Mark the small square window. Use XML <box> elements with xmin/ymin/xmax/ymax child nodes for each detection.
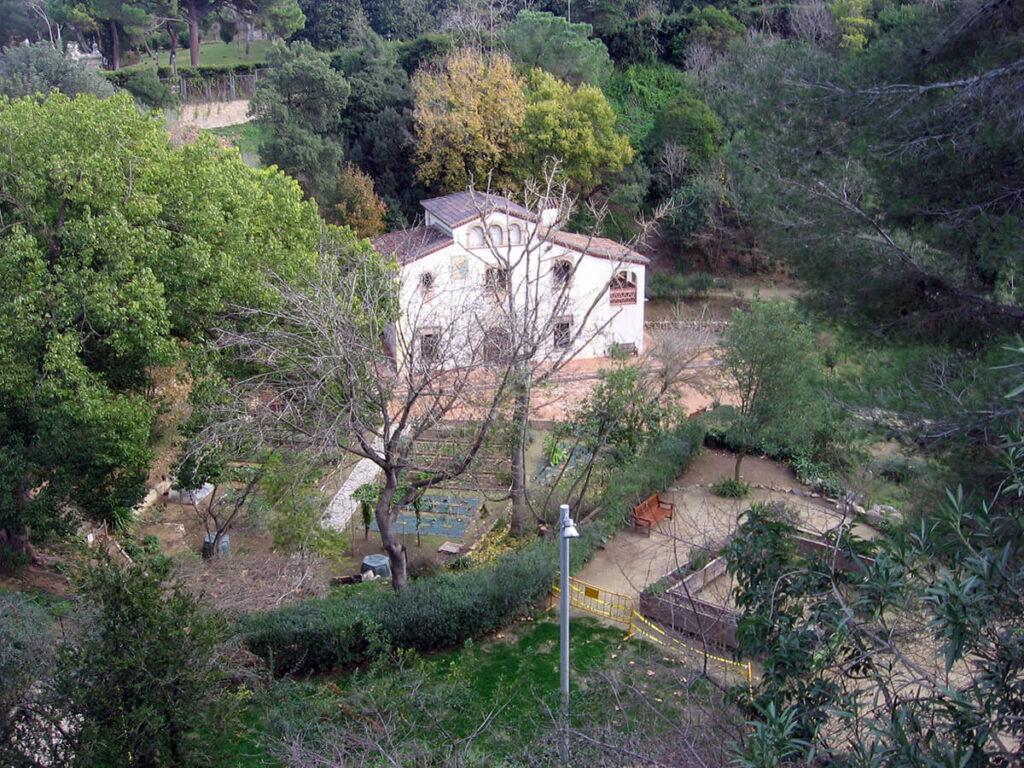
<box><xmin>419</xmin><ymin>332</ymin><xmax>439</xmax><ymax>364</ymax></box>
<box><xmin>485</xmin><ymin>267</ymin><xmax>511</xmax><ymax>293</ymax></box>
<box><xmin>420</xmin><ymin>271</ymin><xmax>435</xmax><ymax>292</ymax></box>
<box><xmin>554</xmin><ymin>319</ymin><xmax>571</xmax><ymax>349</ymax></box>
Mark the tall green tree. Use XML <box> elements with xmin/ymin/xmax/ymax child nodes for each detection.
<box><xmin>251</xmin><ymin>41</ymin><xmax>350</xmax><ymax>204</ymax></box>
<box><xmin>504</xmin><ymin>9</ymin><xmax>612</xmax><ymax>86</ymax></box>
<box><xmin>412</xmin><ymin>48</ymin><xmax>526</xmax><ymax>191</ymax></box>
<box><xmin>518</xmin><ymin>67</ymin><xmax>633</xmax><ymax>196</ymax></box>
<box><xmin>85</xmin><ymin>0</ymin><xmax>151</xmax><ymax>69</ymax></box>
<box><xmin>720</xmin><ymin>302</ymin><xmax>824</xmax><ymax>481</ymax></box>
<box><xmin>713</xmin><ymin>4</ymin><xmax>1024</xmax><ymax>337</ymax></box>
<box><xmin>0</xmin><ymin>93</ymin><xmax>319</xmax><ymax>553</ymax></box>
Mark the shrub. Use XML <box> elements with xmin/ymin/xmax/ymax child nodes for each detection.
<box><xmin>790</xmin><ymin>455</ymin><xmax>845</xmax><ymax>497</ymax></box>
<box><xmin>0</xmin><ymin>592</ymin><xmax>53</xmax><ymax>718</ymax></box>
<box><xmin>0</xmin><ymin>43</ymin><xmax>115</xmax><ymax>99</ymax></box>
<box><xmin>876</xmin><ymin>457</ymin><xmax>925</xmax><ymax>484</ymax></box>
<box><xmin>711</xmin><ymin>476</ymin><xmax>750</xmax><ymax>498</ymax></box>
<box><xmin>115</xmin><ymin>68</ymin><xmax>175</xmax><ymax>108</ymax></box>
<box><xmin>688</xmin><ymin>545</ymin><xmax>711</xmax><ymax>572</ymax></box>
<box><xmin>646</xmin><ymin>272</ymin><xmax>693</xmax><ymax>300</ymax></box>
<box><xmin>645</xmin><ymin>271</ymin><xmax>722</xmax><ymax>301</ymax></box>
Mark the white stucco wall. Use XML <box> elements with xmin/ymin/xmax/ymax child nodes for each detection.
<box><xmin>396</xmin><ymin>212</ymin><xmax>645</xmax><ymax>369</ymax></box>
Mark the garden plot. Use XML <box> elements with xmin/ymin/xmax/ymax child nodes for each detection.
<box><xmin>577</xmin><ymin>449</ymin><xmax>854</xmax><ymax>600</ymax></box>
<box><xmin>369</xmin><ymin>494</ymin><xmax>486</xmax><ymax>539</ymax></box>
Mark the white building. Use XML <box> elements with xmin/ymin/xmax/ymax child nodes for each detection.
<box><xmin>372</xmin><ymin>191</ymin><xmax>648</xmax><ymax>370</ymax></box>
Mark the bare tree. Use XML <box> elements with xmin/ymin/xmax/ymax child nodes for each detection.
<box><xmin>461</xmin><ymin>167</ymin><xmax>668</xmax><ymax>535</ymax></box>
<box><xmin>441</xmin><ymin>0</ymin><xmax>519</xmax><ymax>50</ymax></box>
<box><xmin>789</xmin><ymin>0</ymin><xmax>838</xmax><ymax>47</ymax></box>
<box><xmin>213</xmin><ymin>231</ymin><xmax>517</xmax><ymax>589</ymax></box>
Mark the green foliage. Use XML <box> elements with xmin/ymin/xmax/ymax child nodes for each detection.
<box><xmin>0</xmin><ymin>42</ymin><xmax>115</xmax><ymax>99</ymax></box>
<box><xmin>727</xmin><ymin>355</ymin><xmax>1024</xmax><ymax>763</ymax></box>
<box><xmin>0</xmin><ymin>592</ymin><xmax>54</xmax><ymax>759</ymax></box>
<box><xmin>0</xmin><ymin>93</ymin><xmax>320</xmax><ymax>540</ymax></box>
<box><xmin>251</xmin><ymin>41</ymin><xmax>350</xmax><ymax>203</ymax></box>
<box><xmin>241</xmin><ymin>421</ymin><xmax>706</xmax><ymax>675</ymax></box>
<box><xmin>687</xmin><ymin>6</ymin><xmax>745</xmax><ymax>53</ymax></box>
<box><xmin>711</xmin><ymin>476</ymin><xmax>750</xmax><ymax>498</ymax></box>
<box><xmin>875</xmin><ymin>456</ymin><xmax>926</xmax><ymax>485</ymax></box>
<box><xmin>504</xmin><ymin>10</ymin><xmax>612</xmax><ymax>86</ymax></box>
<box><xmin>518</xmin><ymin>67</ymin><xmax>633</xmax><ymax>194</ymax></box>
<box><xmin>255</xmin><ymin>452</ymin><xmax>332</xmax><ymax>554</ymax></box>
<box><xmin>721</xmin><ymin>302</ymin><xmax>825</xmax><ymax>468</ymax></box>
<box><xmin>645</xmin><ymin>271</ymin><xmax>725</xmax><ymax>300</ymax></box>
<box><xmin>50</xmin><ymin>561</ymin><xmax>232</xmax><ymax>767</ymax></box>
<box><xmin>605</xmin><ymin>62</ymin><xmax>698</xmax><ymax>151</ymax></box>
<box><xmin>239</xmin><ymin>542</ymin><xmax>557</xmax><ymax>674</ymax></box>
<box><xmin>830</xmin><ymin>0</ymin><xmax>874</xmax><ymax>50</ymax></box>
<box><xmin>108</xmin><ymin>66</ymin><xmax>174</xmax><ymax>107</ymax></box>
<box><xmin>645</xmin><ymin>98</ymin><xmax>721</xmax><ymax>166</ymax></box>
<box><xmin>714</xmin><ymin>14</ymin><xmax>1024</xmax><ymax>337</ymax></box>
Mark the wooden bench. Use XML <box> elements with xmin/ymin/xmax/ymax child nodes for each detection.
<box><xmin>632</xmin><ymin>493</ymin><xmax>674</xmax><ymax>536</ymax></box>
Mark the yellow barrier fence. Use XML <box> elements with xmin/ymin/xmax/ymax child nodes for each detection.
<box><xmin>626</xmin><ymin>610</ymin><xmax>753</xmax><ymax>686</ymax></box>
<box><xmin>553</xmin><ymin>576</ymin><xmax>754</xmax><ymax>687</ymax></box>
<box><xmin>551</xmin><ymin>576</ymin><xmax>635</xmax><ymax>626</ymax></box>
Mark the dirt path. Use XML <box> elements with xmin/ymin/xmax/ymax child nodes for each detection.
<box><xmin>576</xmin><ymin>450</ymin><xmax>847</xmax><ymax>599</ymax></box>
<box><xmin>172</xmin><ymin>99</ymin><xmax>251</xmax><ymax>130</ymax></box>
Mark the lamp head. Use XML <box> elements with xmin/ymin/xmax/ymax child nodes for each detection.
<box><xmin>562</xmin><ymin>521</ymin><xmax>580</xmax><ymax>539</ymax></box>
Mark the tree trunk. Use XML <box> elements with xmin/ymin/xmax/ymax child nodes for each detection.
<box><xmin>0</xmin><ymin>527</ymin><xmax>33</xmax><ymax>562</ymax></box>
<box><xmin>168</xmin><ymin>22</ymin><xmax>178</xmax><ymax>75</ymax></box>
<box><xmin>187</xmin><ymin>0</ymin><xmax>201</xmax><ymax>67</ymax></box>
<box><xmin>509</xmin><ymin>379</ymin><xmax>531</xmax><ymax>537</ymax></box>
<box><xmin>109</xmin><ymin>19</ymin><xmax>121</xmax><ymax>70</ymax></box>
<box><xmin>734</xmin><ymin>449</ymin><xmax>746</xmax><ymax>483</ymax></box>
<box><xmin>375</xmin><ymin>476</ymin><xmax>407</xmax><ymax>590</ymax></box>
<box><xmin>245</xmin><ymin>21</ymin><xmax>252</xmax><ymax>57</ymax></box>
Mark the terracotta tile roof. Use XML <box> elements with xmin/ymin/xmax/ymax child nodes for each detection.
<box><xmin>421</xmin><ymin>191</ymin><xmax>538</xmax><ymax>228</ymax></box>
<box><xmin>541</xmin><ymin>227</ymin><xmax>650</xmax><ymax>265</ymax></box>
<box><xmin>372</xmin><ymin>225</ymin><xmax>452</xmax><ymax>265</ymax></box>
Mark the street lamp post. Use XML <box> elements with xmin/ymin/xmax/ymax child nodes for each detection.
<box><xmin>559</xmin><ymin>502</ymin><xmax>580</xmax><ymax>752</ymax></box>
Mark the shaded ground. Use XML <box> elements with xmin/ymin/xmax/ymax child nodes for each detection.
<box><xmin>577</xmin><ymin>449</ymin><xmax>848</xmax><ymax>599</ymax></box>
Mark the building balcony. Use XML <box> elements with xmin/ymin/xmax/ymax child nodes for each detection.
<box><xmin>609</xmin><ymin>286</ymin><xmax>638</xmax><ymax>305</ymax></box>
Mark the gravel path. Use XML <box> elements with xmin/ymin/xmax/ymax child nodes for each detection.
<box><xmin>322</xmin><ymin>450</ymin><xmax>381</xmax><ymax>531</ymax></box>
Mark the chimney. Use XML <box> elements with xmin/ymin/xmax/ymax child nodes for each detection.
<box><xmin>539</xmin><ymin>196</ymin><xmax>560</xmax><ymax>226</ymax></box>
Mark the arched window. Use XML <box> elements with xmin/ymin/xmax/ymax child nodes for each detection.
<box><xmin>468</xmin><ymin>227</ymin><xmax>485</xmax><ymax>248</ymax></box>
<box><xmin>508</xmin><ymin>224</ymin><xmax>522</xmax><ymax>245</ymax></box>
<box><xmin>487</xmin><ymin>225</ymin><xmax>504</xmax><ymax>246</ymax></box>
<box><xmin>609</xmin><ymin>271</ymin><xmax>638</xmax><ymax>306</ymax></box>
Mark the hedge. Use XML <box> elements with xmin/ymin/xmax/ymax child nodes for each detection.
<box><xmin>155</xmin><ymin>62</ymin><xmax>264</xmax><ymax>78</ymax></box>
<box><xmin>102</xmin><ymin>68</ymin><xmax>175</xmax><ymax>108</ymax></box>
<box><xmin>238</xmin><ymin>419</ymin><xmax>706</xmax><ymax>675</ymax></box>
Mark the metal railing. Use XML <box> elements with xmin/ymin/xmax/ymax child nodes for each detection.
<box><xmin>609</xmin><ymin>286</ymin><xmax>638</xmax><ymax>305</ymax></box>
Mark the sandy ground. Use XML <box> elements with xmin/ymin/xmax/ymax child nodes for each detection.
<box><xmin>172</xmin><ymin>99</ymin><xmax>251</xmax><ymax>130</ymax></box>
<box><xmin>576</xmin><ymin>450</ymin><xmax>847</xmax><ymax>599</ymax></box>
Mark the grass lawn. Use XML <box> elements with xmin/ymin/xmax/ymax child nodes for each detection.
<box><xmin>220</xmin><ymin>614</ymin><xmax>711</xmax><ymax>765</ymax></box>
<box><xmin>209</xmin><ymin>122</ymin><xmax>265</xmax><ymax>166</ymax></box>
<box><xmin>125</xmin><ymin>39</ymin><xmax>275</xmax><ymax>71</ymax></box>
